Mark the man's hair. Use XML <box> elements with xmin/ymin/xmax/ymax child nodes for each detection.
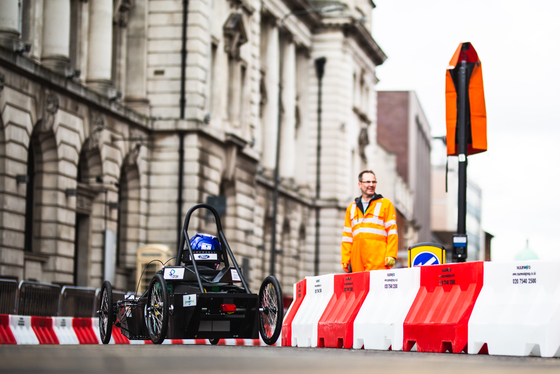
<box><xmin>358</xmin><ymin>170</ymin><xmax>376</xmax><ymax>182</ymax></box>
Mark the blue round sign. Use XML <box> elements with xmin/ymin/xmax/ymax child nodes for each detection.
<box><xmin>412</xmin><ymin>251</ymin><xmax>441</xmax><ymax>267</ymax></box>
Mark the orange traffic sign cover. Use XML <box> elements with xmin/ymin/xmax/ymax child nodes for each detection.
<box><xmin>445</xmin><ymin>42</ymin><xmax>487</xmax><ymax>156</ymax></box>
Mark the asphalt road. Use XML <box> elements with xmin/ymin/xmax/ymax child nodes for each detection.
<box><xmin>1</xmin><ymin>345</ymin><xmax>559</xmax><ymax>374</ymax></box>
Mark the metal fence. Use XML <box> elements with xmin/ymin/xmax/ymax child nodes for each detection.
<box><xmin>16</xmin><ymin>281</ymin><xmax>61</xmax><ymax>317</ymax></box>
<box><xmin>59</xmin><ymin>286</ymin><xmax>97</xmax><ymax>318</ymax></box>
<box><xmin>0</xmin><ymin>280</ymin><xmax>133</xmax><ymax>317</ymax></box>
<box><xmin>0</xmin><ymin>279</ymin><xmax>18</xmax><ymax>314</ymax></box>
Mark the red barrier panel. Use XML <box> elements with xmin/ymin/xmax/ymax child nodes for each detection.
<box><xmin>281</xmin><ymin>279</ymin><xmax>307</xmax><ymax>346</ymax></box>
<box><xmin>403</xmin><ymin>262</ymin><xmax>484</xmax><ymax>353</ymax></box>
<box><xmin>317</xmin><ymin>271</ymin><xmax>370</xmax><ymax>349</ymax></box>
<box><xmin>31</xmin><ymin>317</ymin><xmax>59</xmax><ymax>345</ymax></box>
<box><xmin>111</xmin><ymin>325</ymin><xmax>130</xmax><ymax>344</ymax></box>
<box><xmin>0</xmin><ymin>314</ymin><xmax>16</xmax><ymax>345</ymax></box>
<box><xmin>72</xmin><ymin>318</ymin><xmax>99</xmax><ymax>344</ymax></box>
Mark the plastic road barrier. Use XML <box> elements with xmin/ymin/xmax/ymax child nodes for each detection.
<box><xmin>0</xmin><ymin>315</ymin><xmax>277</xmax><ymax>346</ymax></box>
<box><xmin>31</xmin><ymin>317</ymin><xmax>59</xmax><ymax>344</ymax></box>
<box><xmin>291</xmin><ymin>274</ymin><xmax>335</xmax><ymax>347</ymax></box>
<box><xmin>353</xmin><ymin>267</ymin><xmax>420</xmax><ymax>350</ymax></box>
<box><xmin>403</xmin><ymin>262</ymin><xmax>484</xmax><ymax>353</ymax></box>
<box><xmin>469</xmin><ymin>260</ymin><xmax>560</xmax><ymax>357</ymax></box>
<box><xmin>317</xmin><ymin>271</ymin><xmax>369</xmax><ymax>349</ymax></box>
<box><xmin>0</xmin><ymin>314</ymin><xmax>16</xmax><ymax>344</ymax></box>
<box><xmin>52</xmin><ymin>317</ymin><xmax>79</xmax><ymax>344</ymax></box>
<box><xmin>9</xmin><ymin>315</ymin><xmax>39</xmax><ymax>344</ymax></box>
<box><xmin>281</xmin><ymin>279</ymin><xmax>307</xmax><ymax>347</ymax></box>
<box><xmin>72</xmin><ymin>317</ymin><xmax>99</xmax><ymax>344</ymax></box>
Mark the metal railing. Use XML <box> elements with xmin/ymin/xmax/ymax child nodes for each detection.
<box><xmin>0</xmin><ymin>280</ymin><xmax>134</xmax><ymax>317</ymax></box>
<box><xmin>58</xmin><ymin>286</ymin><xmax>97</xmax><ymax>318</ymax></box>
<box><xmin>0</xmin><ymin>279</ymin><xmax>18</xmax><ymax>314</ymax></box>
<box><xmin>15</xmin><ymin>281</ymin><xmax>61</xmax><ymax>317</ymax></box>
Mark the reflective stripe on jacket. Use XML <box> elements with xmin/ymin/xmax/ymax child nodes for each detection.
<box><xmin>341</xmin><ymin>196</ymin><xmax>398</xmax><ymax>271</ymax></box>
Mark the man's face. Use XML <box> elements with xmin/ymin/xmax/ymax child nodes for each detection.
<box><xmin>359</xmin><ymin>173</ymin><xmax>377</xmax><ymax>198</ymax></box>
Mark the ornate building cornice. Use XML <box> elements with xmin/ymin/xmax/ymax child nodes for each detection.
<box><xmin>342</xmin><ymin>21</ymin><xmax>387</xmax><ymax>66</ymax></box>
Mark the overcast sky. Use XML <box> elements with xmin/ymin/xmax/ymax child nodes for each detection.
<box><xmin>372</xmin><ymin>1</ymin><xmax>560</xmax><ymax>261</ymax></box>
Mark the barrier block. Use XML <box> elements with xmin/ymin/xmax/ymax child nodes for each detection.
<box><xmin>281</xmin><ymin>279</ymin><xmax>307</xmax><ymax>346</ymax></box>
<box><xmin>353</xmin><ymin>267</ymin><xmax>421</xmax><ymax>350</ymax></box>
<box><xmin>469</xmin><ymin>260</ymin><xmax>560</xmax><ymax>357</ymax></box>
<box><xmin>9</xmin><ymin>315</ymin><xmax>39</xmax><ymax>344</ymax></box>
<box><xmin>31</xmin><ymin>317</ymin><xmax>59</xmax><ymax>344</ymax></box>
<box><xmin>72</xmin><ymin>317</ymin><xmax>99</xmax><ymax>344</ymax></box>
<box><xmin>291</xmin><ymin>274</ymin><xmax>335</xmax><ymax>347</ymax></box>
<box><xmin>111</xmin><ymin>326</ymin><xmax>131</xmax><ymax>344</ymax></box>
<box><xmin>403</xmin><ymin>262</ymin><xmax>484</xmax><ymax>353</ymax></box>
<box><xmin>317</xmin><ymin>271</ymin><xmax>369</xmax><ymax>349</ymax></box>
<box><xmin>128</xmin><ymin>339</ymin><xmax>146</xmax><ymax>344</ymax></box>
<box><xmin>0</xmin><ymin>314</ymin><xmax>16</xmax><ymax>344</ymax></box>
<box><xmin>52</xmin><ymin>317</ymin><xmax>79</xmax><ymax>344</ymax></box>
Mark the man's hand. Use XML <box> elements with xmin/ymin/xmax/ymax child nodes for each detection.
<box><xmin>385</xmin><ymin>257</ymin><xmax>396</xmax><ymax>268</ymax></box>
<box><xmin>342</xmin><ymin>263</ymin><xmax>349</xmax><ymax>273</ymax></box>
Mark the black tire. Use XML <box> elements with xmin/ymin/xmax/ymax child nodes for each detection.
<box><xmin>98</xmin><ymin>281</ymin><xmax>114</xmax><ymax>345</ymax></box>
<box><xmin>209</xmin><ymin>338</ymin><xmax>220</xmax><ymax>345</ymax></box>
<box><xmin>145</xmin><ymin>274</ymin><xmax>169</xmax><ymax>344</ymax></box>
<box><xmin>258</xmin><ymin>275</ymin><xmax>283</xmax><ymax>345</ymax></box>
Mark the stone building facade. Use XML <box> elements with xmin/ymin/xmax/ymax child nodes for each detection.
<box><xmin>0</xmin><ymin>0</ymin><xmax>387</xmax><ymax>293</ymax></box>
<box><xmin>377</xmin><ymin>90</ymin><xmax>432</xmax><ymax>266</ymax></box>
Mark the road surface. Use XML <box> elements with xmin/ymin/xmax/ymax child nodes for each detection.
<box><xmin>1</xmin><ymin>345</ymin><xmax>559</xmax><ymax>374</ymax></box>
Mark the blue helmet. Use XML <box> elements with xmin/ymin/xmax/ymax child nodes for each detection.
<box><xmin>189</xmin><ymin>233</ymin><xmax>221</xmax><ymax>252</ymax></box>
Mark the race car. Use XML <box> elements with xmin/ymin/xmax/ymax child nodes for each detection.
<box><xmin>97</xmin><ymin>203</ymin><xmax>283</xmax><ymax>345</ymax></box>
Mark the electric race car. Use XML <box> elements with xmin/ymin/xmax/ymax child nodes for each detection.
<box><xmin>97</xmin><ymin>203</ymin><xmax>283</xmax><ymax>345</ymax></box>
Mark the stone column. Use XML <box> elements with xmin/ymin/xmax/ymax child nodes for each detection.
<box><xmin>87</xmin><ymin>0</ymin><xmax>113</xmax><ymax>95</ymax></box>
<box><xmin>279</xmin><ymin>39</ymin><xmax>295</xmax><ymax>179</ymax></box>
<box><xmin>0</xmin><ymin>1</ymin><xmax>21</xmax><ymax>50</ymax></box>
<box><xmin>124</xmin><ymin>0</ymin><xmax>149</xmax><ymax>115</ymax></box>
<box><xmin>42</xmin><ymin>0</ymin><xmax>70</xmax><ymax>73</ymax></box>
<box><xmin>261</xmin><ymin>24</ymin><xmax>279</xmax><ymax>170</ymax></box>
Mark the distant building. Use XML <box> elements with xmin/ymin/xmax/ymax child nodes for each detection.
<box><xmin>515</xmin><ymin>240</ymin><xmax>538</xmax><ymax>261</ymax></box>
<box><xmin>376</xmin><ymin>91</ymin><xmax>431</xmax><ymax>266</ymax></box>
<box><xmin>0</xmin><ymin>0</ymin><xmax>388</xmax><ymax>291</ymax></box>
<box><xmin>431</xmin><ymin>139</ymin><xmax>489</xmax><ymax>262</ymax></box>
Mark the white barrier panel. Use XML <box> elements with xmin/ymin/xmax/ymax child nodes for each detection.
<box><xmin>353</xmin><ymin>267</ymin><xmax>420</xmax><ymax>350</ymax></box>
<box><xmin>469</xmin><ymin>260</ymin><xmax>560</xmax><ymax>357</ymax></box>
<box><xmin>52</xmin><ymin>317</ymin><xmax>79</xmax><ymax>345</ymax></box>
<box><xmin>9</xmin><ymin>315</ymin><xmax>39</xmax><ymax>345</ymax></box>
<box><xmin>91</xmin><ymin>317</ymin><xmax>105</xmax><ymax>344</ymax></box>
<box><xmin>291</xmin><ymin>274</ymin><xmax>335</xmax><ymax>347</ymax></box>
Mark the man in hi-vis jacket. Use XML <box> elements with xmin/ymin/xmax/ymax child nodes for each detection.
<box><xmin>341</xmin><ymin>170</ymin><xmax>398</xmax><ymax>272</ymax></box>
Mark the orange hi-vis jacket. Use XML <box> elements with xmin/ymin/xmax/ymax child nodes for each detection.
<box><xmin>341</xmin><ymin>195</ymin><xmax>398</xmax><ymax>272</ymax></box>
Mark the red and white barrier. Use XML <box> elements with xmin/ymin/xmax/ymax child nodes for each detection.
<box><xmin>353</xmin><ymin>267</ymin><xmax>420</xmax><ymax>350</ymax></box>
<box><xmin>281</xmin><ymin>279</ymin><xmax>306</xmax><ymax>346</ymax></box>
<box><xmin>0</xmin><ymin>314</ymin><xmax>16</xmax><ymax>344</ymax></box>
<box><xmin>0</xmin><ymin>314</ymin><xmax>279</xmax><ymax>346</ymax></box>
<box><xmin>31</xmin><ymin>316</ymin><xmax>59</xmax><ymax>344</ymax></box>
<box><xmin>9</xmin><ymin>315</ymin><xmax>39</xmax><ymax>345</ymax></box>
<box><xmin>403</xmin><ymin>262</ymin><xmax>484</xmax><ymax>353</ymax></box>
<box><xmin>53</xmin><ymin>317</ymin><xmax>79</xmax><ymax>344</ymax></box>
<box><xmin>468</xmin><ymin>260</ymin><xmax>560</xmax><ymax>357</ymax></box>
<box><xmin>317</xmin><ymin>272</ymin><xmax>369</xmax><ymax>348</ymax></box>
<box><xmin>291</xmin><ymin>274</ymin><xmax>335</xmax><ymax>347</ymax></box>
<box><xmin>7</xmin><ymin>259</ymin><xmax>560</xmax><ymax>358</ymax></box>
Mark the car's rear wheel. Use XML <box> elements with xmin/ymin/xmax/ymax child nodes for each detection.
<box><xmin>98</xmin><ymin>281</ymin><xmax>113</xmax><ymax>344</ymax></box>
<box><xmin>146</xmin><ymin>274</ymin><xmax>169</xmax><ymax>344</ymax></box>
<box><xmin>258</xmin><ymin>275</ymin><xmax>283</xmax><ymax>345</ymax></box>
